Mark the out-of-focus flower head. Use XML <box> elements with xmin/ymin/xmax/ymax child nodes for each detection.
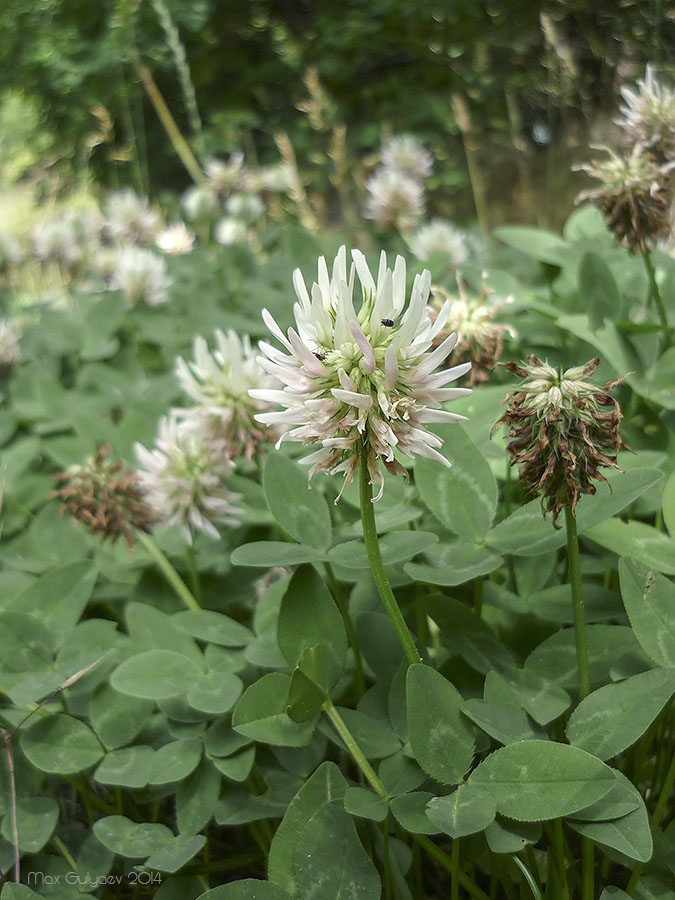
<box><xmin>134</xmin><ymin>415</ymin><xmax>242</xmax><ymax>543</ymax></box>
<box><xmin>245</xmin><ymin>164</ymin><xmax>293</xmax><ymax>194</ymax></box>
<box><xmin>182</xmin><ymin>185</ymin><xmax>220</xmax><ymax>224</ymax></box>
<box><xmin>381</xmin><ymin>135</ymin><xmax>433</xmax><ymax>181</ymax></box>
<box><xmin>156</xmin><ymin>221</ymin><xmax>196</xmax><ymax>255</ymax></box>
<box><xmin>0</xmin><ymin>318</ymin><xmax>21</xmax><ymax>379</ymax></box>
<box><xmin>111</xmin><ymin>246</ymin><xmax>169</xmax><ymax>308</ymax></box>
<box><xmin>617</xmin><ymin>65</ymin><xmax>675</xmax><ymax>160</ymax></box>
<box><xmin>52</xmin><ymin>443</ymin><xmax>155</xmax><ymax>549</ymax></box>
<box><xmin>494</xmin><ymin>356</ymin><xmax>628</xmax><ymax>525</ymax></box>
<box><xmin>205</xmin><ymin>153</ymin><xmax>245</xmax><ymax>196</ymax></box>
<box><xmin>0</xmin><ymin>234</ymin><xmax>22</xmax><ymax>273</ymax></box>
<box><xmin>33</xmin><ymin>209</ymin><xmax>101</xmax><ymax>271</ymax></box>
<box><xmin>365</xmin><ymin>169</ymin><xmax>425</xmax><ymax>233</ymax></box>
<box><xmin>575</xmin><ymin>144</ymin><xmax>674</xmax><ymax>253</ymax></box>
<box><xmin>175</xmin><ymin>329</ymin><xmax>276</xmax><ymax>462</ymax></box>
<box><xmin>252</xmin><ymin>246</ymin><xmax>471</xmax><ymax>501</ymax></box>
<box><xmin>104</xmin><ymin>189</ymin><xmax>161</xmax><ymax>245</ymax></box>
<box><xmin>431</xmin><ymin>275</ymin><xmax>515</xmax><ymax>385</ymax></box>
<box><xmin>225</xmin><ymin>192</ymin><xmax>265</xmax><ymax>224</ymax></box>
<box><xmin>408</xmin><ymin>219</ymin><xmax>469</xmax><ymax>266</ymax></box>
<box><xmin>215</xmin><ymin>218</ymin><xmax>248</xmax><ymax>246</ymax></box>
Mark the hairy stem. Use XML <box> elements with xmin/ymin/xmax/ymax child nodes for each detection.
<box><xmin>641</xmin><ymin>249</ymin><xmax>671</xmax><ymax>347</ymax></box>
<box><xmin>322</xmin><ymin>699</ymin><xmax>388</xmax><ymax>800</ymax></box>
<box><xmin>359</xmin><ymin>448</ymin><xmax>420</xmax><ymax>665</ymax></box>
<box><xmin>564</xmin><ymin>507</ymin><xmax>590</xmax><ymax>700</ymax></box>
<box><xmin>135</xmin><ymin>530</ymin><xmax>201</xmax><ymax>611</ymax></box>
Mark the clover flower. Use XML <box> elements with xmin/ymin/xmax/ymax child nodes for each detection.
<box><xmin>215</xmin><ymin>218</ymin><xmax>248</xmax><ymax>246</ymax></box>
<box><xmin>617</xmin><ymin>65</ymin><xmax>675</xmax><ymax>160</ymax></box>
<box><xmin>575</xmin><ymin>144</ymin><xmax>674</xmax><ymax>253</ymax></box>
<box><xmin>52</xmin><ymin>444</ymin><xmax>155</xmax><ymax>549</ymax></box>
<box><xmin>33</xmin><ymin>210</ymin><xmax>100</xmax><ymax>272</ymax></box>
<box><xmin>135</xmin><ymin>415</ymin><xmax>242</xmax><ymax>542</ymax></box>
<box><xmin>175</xmin><ymin>329</ymin><xmax>276</xmax><ymax>461</ymax></box>
<box><xmin>225</xmin><ymin>193</ymin><xmax>265</xmax><ymax>225</ymax></box>
<box><xmin>494</xmin><ymin>356</ymin><xmax>627</xmax><ymax>525</ymax></box>
<box><xmin>111</xmin><ymin>246</ymin><xmax>169</xmax><ymax>308</ymax></box>
<box><xmin>252</xmin><ymin>247</ymin><xmax>471</xmax><ymax>501</ymax></box>
<box><xmin>409</xmin><ymin>219</ymin><xmax>469</xmax><ymax>265</ymax></box>
<box><xmin>381</xmin><ymin>135</ymin><xmax>433</xmax><ymax>181</ymax></box>
<box><xmin>205</xmin><ymin>154</ymin><xmax>245</xmax><ymax>196</ymax></box>
<box><xmin>182</xmin><ymin>185</ymin><xmax>220</xmax><ymax>223</ymax></box>
<box><xmin>0</xmin><ymin>234</ymin><xmax>22</xmax><ymax>273</ymax></box>
<box><xmin>431</xmin><ymin>275</ymin><xmax>515</xmax><ymax>386</ymax></box>
<box><xmin>156</xmin><ymin>221</ymin><xmax>195</xmax><ymax>255</ymax></box>
<box><xmin>104</xmin><ymin>189</ymin><xmax>161</xmax><ymax>245</ymax></box>
<box><xmin>0</xmin><ymin>319</ymin><xmax>21</xmax><ymax>379</ymax></box>
<box><xmin>365</xmin><ymin>169</ymin><xmax>425</xmax><ymax>233</ymax></box>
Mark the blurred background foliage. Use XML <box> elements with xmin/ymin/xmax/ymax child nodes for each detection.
<box><xmin>0</xmin><ymin>0</ymin><xmax>673</xmax><ymax>227</ymax></box>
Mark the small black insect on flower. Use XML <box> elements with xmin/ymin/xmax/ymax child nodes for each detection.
<box><xmin>381</xmin><ymin>318</ymin><xmax>394</xmax><ymax>327</ymax></box>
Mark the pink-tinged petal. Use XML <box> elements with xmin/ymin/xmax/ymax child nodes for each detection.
<box><xmin>409</xmin><ymin>444</ymin><xmax>451</xmax><ymax>466</ymax></box>
<box><xmin>351</xmin><ymin>249</ymin><xmax>376</xmax><ymax>298</ymax></box>
<box><xmin>338</xmin><ymin>368</ymin><xmax>356</xmax><ymax>391</ymax></box>
<box><xmin>420</xmin><ymin>361</ymin><xmax>472</xmax><ymax>388</ymax></box>
<box><xmin>292</xmin><ymin>269</ymin><xmax>311</xmax><ymax>313</ymax></box>
<box><xmin>429</xmin><ymin>299</ymin><xmax>451</xmax><ymax>338</ymax></box>
<box><xmin>287</xmin><ymin>328</ymin><xmax>329</xmax><ymax>376</ymax></box>
<box><xmin>349</xmin><ymin>321</ymin><xmax>376</xmax><ymax>373</ymax></box>
<box><xmin>384</xmin><ymin>345</ymin><xmax>399</xmax><ymax>390</ymax></box>
<box><xmin>416</xmin><ymin>409</ymin><xmax>468</xmax><ymax>423</ymax></box>
<box><xmin>248</xmin><ymin>388</ymin><xmax>304</xmax><ymax>405</ymax></box>
<box><xmin>261</xmin><ymin>308</ymin><xmax>294</xmax><ymax>351</ymax></box>
<box><xmin>331</xmin><ymin>388</ymin><xmax>373</xmax><ymax>410</ymax></box>
<box><xmin>412</xmin><ymin>332</ymin><xmax>459</xmax><ymax>377</ymax></box>
<box><xmin>420</xmin><ymin>386</ymin><xmax>472</xmax><ymax>402</ymax></box>
<box><xmin>255</xmin><ymin>409</ymin><xmax>309</xmax><ymax>425</ymax></box>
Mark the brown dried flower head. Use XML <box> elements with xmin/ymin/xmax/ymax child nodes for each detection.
<box><xmin>575</xmin><ymin>144</ymin><xmax>674</xmax><ymax>253</ymax></box>
<box><xmin>494</xmin><ymin>356</ymin><xmax>628</xmax><ymax>525</ymax></box>
<box><xmin>430</xmin><ymin>275</ymin><xmax>515</xmax><ymax>386</ymax></box>
<box><xmin>52</xmin><ymin>444</ymin><xmax>155</xmax><ymax>548</ymax></box>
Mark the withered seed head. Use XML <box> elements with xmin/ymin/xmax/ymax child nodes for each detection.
<box><xmin>493</xmin><ymin>356</ymin><xmax>629</xmax><ymax>526</ymax></box>
<box><xmin>52</xmin><ymin>443</ymin><xmax>155</xmax><ymax>549</ymax></box>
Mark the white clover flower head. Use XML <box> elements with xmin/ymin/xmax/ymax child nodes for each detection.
<box><xmin>252</xmin><ymin>246</ymin><xmax>472</xmax><ymax>501</ymax></box>
<box><xmin>182</xmin><ymin>185</ymin><xmax>220</xmax><ymax>223</ymax></box>
<box><xmin>365</xmin><ymin>169</ymin><xmax>424</xmax><ymax>233</ymax></box>
<box><xmin>205</xmin><ymin>153</ymin><xmax>245</xmax><ymax>195</ymax></box>
<box><xmin>0</xmin><ymin>234</ymin><xmax>22</xmax><ymax>272</ymax></box>
<box><xmin>134</xmin><ymin>415</ymin><xmax>242</xmax><ymax>543</ymax></box>
<box><xmin>0</xmin><ymin>318</ymin><xmax>21</xmax><ymax>373</ymax></box>
<box><xmin>381</xmin><ymin>135</ymin><xmax>433</xmax><ymax>181</ymax></box>
<box><xmin>409</xmin><ymin>219</ymin><xmax>469</xmax><ymax>265</ymax></box>
<box><xmin>175</xmin><ymin>329</ymin><xmax>276</xmax><ymax>461</ymax></box>
<box><xmin>111</xmin><ymin>246</ymin><xmax>169</xmax><ymax>308</ymax></box>
<box><xmin>575</xmin><ymin>143</ymin><xmax>673</xmax><ymax>200</ymax></box>
<box><xmin>156</xmin><ymin>221</ymin><xmax>196</xmax><ymax>255</ymax></box>
<box><xmin>225</xmin><ymin>192</ymin><xmax>265</xmax><ymax>224</ymax></box>
<box><xmin>257</xmin><ymin>164</ymin><xmax>293</xmax><ymax>193</ymax></box>
<box><xmin>105</xmin><ymin>189</ymin><xmax>161</xmax><ymax>245</ymax></box>
<box><xmin>617</xmin><ymin>65</ymin><xmax>675</xmax><ymax>157</ymax></box>
<box><xmin>215</xmin><ymin>218</ymin><xmax>248</xmax><ymax>246</ymax></box>
<box><xmin>33</xmin><ymin>219</ymin><xmax>83</xmax><ymax>268</ymax></box>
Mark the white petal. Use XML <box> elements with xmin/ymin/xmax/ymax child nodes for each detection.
<box><xmin>331</xmin><ymin>388</ymin><xmax>373</xmax><ymax>410</ymax></box>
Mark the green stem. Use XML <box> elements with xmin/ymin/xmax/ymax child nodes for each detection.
<box><xmin>415</xmin><ymin>835</ymin><xmax>491</xmax><ymax>900</ymax></box>
<box><xmin>358</xmin><ymin>448</ymin><xmax>420</xmax><ymax>665</ymax></box>
<box><xmin>626</xmin><ymin>749</ymin><xmax>675</xmax><ymax>894</ymax></box>
<box><xmin>325</xmin><ymin>563</ymin><xmax>367</xmax><ymax>698</ymax></box>
<box><xmin>135</xmin><ymin>530</ymin><xmax>201</xmax><ymax>611</ymax></box>
<box><xmin>564</xmin><ymin>507</ymin><xmax>590</xmax><ymax>700</ymax></box>
<box><xmin>581</xmin><ymin>836</ymin><xmax>594</xmax><ymax>900</ymax></box>
<box><xmin>641</xmin><ymin>249</ymin><xmax>671</xmax><ymax>347</ymax></box>
<box><xmin>452</xmin><ymin>837</ymin><xmax>460</xmax><ymax>900</ymax></box>
<box><xmin>322</xmin><ymin>698</ymin><xmax>388</xmax><ymax>800</ymax></box>
<box><xmin>512</xmin><ymin>855</ymin><xmax>544</xmax><ymax>900</ymax></box>
<box><xmin>552</xmin><ymin>821</ymin><xmax>570</xmax><ymax>900</ymax></box>
<box><xmin>185</xmin><ymin>538</ymin><xmax>202</xmax><ymax>604</ymax></box>
<box><xmin>52</xmin><ymin>835</ymin><xmax>78</xmax><ymax>872</ymax></box>
<box><xmin>474</xmin><ymin>577</ymin><xmax>484</xmax><ymax>616</ymax></box>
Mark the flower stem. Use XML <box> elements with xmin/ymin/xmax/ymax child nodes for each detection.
<box><xmin>641</xmin><ymin>249</ymin><xmax>671</xmax><ymax>347</ymax></box>
<box><xmin>564</xmin><ymin>507</ymin><xmax>590</xmax><ymax>700</ymax></box>
<box><xmin>358</xmin><ymin>448</ymin><xmax>420</xmax><ymax>665</ymax></box>
<box><xmin>415</xmin><ymin>835</ymin><xmax>490</xmax><ymax>900</ymax></box>
<box><xmin>322</xmin><ymin>698</ymin><xmax>388</xmax><ymax>800</ymax></box>
<box><xmin>135</xmin><ymin>530</ymin><xmax>201</xmax><ymax>611</ymax></box>
<box><xmin>185</xmin><ymin>537</ymin><xmax>202</xmax><ymax>605</ymax></box>
<box><xmin>325</xmin><ymin>563</ymin><xmax>367</xmax><ymax>698</ymax></box>
<box><xmin>452</xmin><ymin>836</ymin><xmax>460</xmax><ymax>900</ymax></box>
